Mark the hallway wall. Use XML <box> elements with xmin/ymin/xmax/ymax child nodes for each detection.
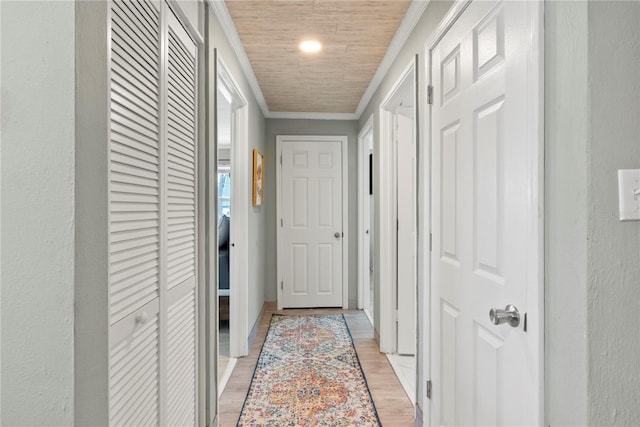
<box><xmin>547</xmin><ymin>2</ymin><xmax>640</xmax><ymax>425</ymax></box>
<box><xmin>545</xmin><ymin>1</ymin><xmax>589</xmax><ymax>424</ymax></box>
<box><xmin>1</xmin><ymin>2</ymin><xmax>76</xmax><ymax>424</ymax></box>
<box><xmin>586</xmin><ymin>1</ymin><xmax>640</xmax><ymax>423</ymax></box>
<box><xmin>264</xmin><ymin>119</ymin><xmax>359</xmax><ymax>308</ymax></box>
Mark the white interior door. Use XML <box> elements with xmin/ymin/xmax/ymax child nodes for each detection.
<box><xmin>165</xmin><ymin>7</ymin><xmax>198</xmax><ymax>425</ymax></box>
<box><xmin>396</xmin><ymin>111</ymin><xmax>417</xmax><ymax>355</ymax></box>
<box><xmin>278</xmin><ymin>136</ymin><xmax>345</xmax><ymax>308</ymax></box>
<box><xmin>430</xmin><ymin>1</ymin><xmax>542</xmax><ymax>425</ymax></box>
<box><xmin>108</xmin><ymin>1</ymin><xmax>198</xmax><ymax>425</ymax></box>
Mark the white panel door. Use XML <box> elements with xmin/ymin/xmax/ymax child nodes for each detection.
<box><xmin>396</xmin><ymin>112</ymin><xmax>417</xmax><ymax>355</ymax></box>
<box><xmin>279</xmin><ymin>137</ymin><xmax>344</xmax><ymax>308</ymax></box>
<box><xmin>431</xmin><ymin>1</ymin><xmax>541</xmax><ymax>425</ymax></box>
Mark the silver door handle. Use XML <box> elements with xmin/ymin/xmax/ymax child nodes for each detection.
<box><xmin>489</xmin><ymin>304</ymin><xmax>520</xmax><ymax>327</ymax></box>
<box><xmin>334</xmin><ymin>232</ymin><xmax>341</xmax><ymax>238</ymax></box>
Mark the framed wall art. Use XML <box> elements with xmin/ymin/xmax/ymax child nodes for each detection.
<box><xmin>253</xmin><ymin>149</ymin><xmax>264</xmax><ymax>206</ymax></box>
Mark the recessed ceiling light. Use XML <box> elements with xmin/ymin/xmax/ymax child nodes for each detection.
<box><xmin>299</xmin><ymin>40</ymin><xmax>322</xmax><ymax>53</ymax></box>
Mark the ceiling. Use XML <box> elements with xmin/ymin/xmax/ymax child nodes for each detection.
<box><xmin>222</xmin><ymin>0</ymin><xmax>415</xmax><ymax>116</ymax></box>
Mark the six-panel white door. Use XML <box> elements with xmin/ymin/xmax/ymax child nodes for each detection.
<box><xmin>278</xmin><ymin>136</ymin><xmax>345</xmax><ymax>308</ymax></box>
<box><xmin>430</xmin><ymin>1</ymin><xmax>541</xmax><ymax>425</ymax></box>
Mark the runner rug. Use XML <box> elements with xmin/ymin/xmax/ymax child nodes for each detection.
<box><xmin>238</xmin><ymin>314</ymin><xmax>381</xmax><ymax>426</ymax></box>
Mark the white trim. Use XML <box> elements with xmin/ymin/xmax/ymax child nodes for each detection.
<box><xmin>357</xmin><ymin>115</ymin><xmax>374</xmax><ymax>311</ymax></box>
<box><xmin>191</xmin><ymin>9</ymin><xmax>207</xmax><ymax>427</ymax></box>
<box><xmin>378</xmin><ymin>59</ymin><xmax>417</xmax><ymax>354</ymax></box>
<box><xmin>208</xmin><ymin>0</ymin><xmax>269</xmax><ymax>116</ymax></box>
<box><xmin>386</xmin><ymin>353</ymin><xmax>416</xmax><ymax>404</ymax></box>
<box><xmin>423</xmin><ymin>0</ymin><xmax>472</xmax><ymax>50</ymax></box>
<box><xmin>266</xmin><ymin>111</ymin><xmax>359</xmax><ymax>121</ymax></box>
<box><xmin>526</xmin><ymin>1</ymin><xmax>545</xmax><ymax>423</ymax></box>
<box><xmin>217</xmin><ymin>57</ymin><xmax>250</xmax><ymax>358</ymax></box>
<box><xmin>217</xmin><ymin>357</ymin><xmax>237</xmax><ymax>398</ymax></box>
<box><xmin>419</xmin><ymin>41</ymin><xmax>433</xmax><ymax>427</ymax></box>
<box><xmin>420</xmin><ymin>41</ymin><xmax>433</xmax><ymax>427</ymax></box>
<box><xmin>354</xmin><ymin>0</ymin><xmax>429</xmax><ymax>117</ymax></box>
<box><xmin>420</xmin><ymin>1</ymin><xmax>545</xmax><ymax>423</ymax></box>
<box><xmin>209</xmin><ymin>0</ymin><xmax>429</xmax><ymax>120</ymax></box>
<box><xmin>276</xmin><ymin>135</ymin><xmax>350</xmax><ymax>310</ymax></box>
<box><xmin>168</xmin><ymin>0</ymin><xmax>205</xmax><ymax>45</ymax></box>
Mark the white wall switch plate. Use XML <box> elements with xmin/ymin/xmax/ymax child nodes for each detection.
<box><xmin>618</xmin><ymin>169</ymin><xmax>640</xmax><ymax>221</ymax></box>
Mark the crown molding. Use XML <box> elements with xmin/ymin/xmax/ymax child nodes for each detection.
<box><xmin>266</xmin><ymin>111</ymin><xmax>359</xmax><ymax>121</ymax></box>
<box><xmin>354</xmin><ymin>0</ymin><xmax>429</xmax><ymax>118</ymax></box>
<box><xmin>208</xmin><ymin>0</ymin><xmax>269</xmax><ymax>116</ymax></box>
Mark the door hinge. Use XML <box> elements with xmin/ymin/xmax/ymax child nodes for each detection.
<box><xmin>427</xmin><ymin>85</ymin><xmax>434</xmax><ymax>105</ymax></box>
<box><xmin>426</xmin><ymin>380</ymin><xmax>432</xmax><ymax>399</ymax></box>
<box><xmin>280</xmin><ymin>281</ymin><xmax>283</xmax><ymax>291</ymax></box>
<box><xmin>429</xmin><ymin>233</ymin><xmax>433</xmax><ymax>252</ymax></box>
<box><xmin>395</xmin><ymin>310</ymin><xmax>399</xmax><ymax>322</ymax></box>
<box><xmin>397</xmin><ymin>218</ymin><xmax>399</xmax><ymax>231</ymax></box>
<box><xmin>280</xmin><ymin>155</ymin><xmax>282</xmax><ymax>165</ymax></box>
<box><xmin>281</xmin><ymin>218</ymin><xmax>283</xmax><ymax>227</ymax></box>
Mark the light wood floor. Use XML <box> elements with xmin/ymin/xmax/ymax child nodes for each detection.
<box><xmin>218</xmin><ymin>303</ymin><xmax>416</xmax><ymax>426</ymax></box>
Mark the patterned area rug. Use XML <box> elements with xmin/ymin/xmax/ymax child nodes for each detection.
<box><xmin>238</xmin><ymin>314</ymin><xmax>381</xmax><ymax>426</ymax></box>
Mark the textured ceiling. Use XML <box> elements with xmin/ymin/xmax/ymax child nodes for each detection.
<box><xmin>224</xmin><ymin>0</ymin><xmax>413</xmax><ymax>114</ymax></box>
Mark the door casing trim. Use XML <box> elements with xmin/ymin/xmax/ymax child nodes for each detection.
<box><xmin>378</xmin><ymin>59</ymin><xmax>417</xmax><ymax>355</ymax></box>
<box><xmin>357</xmin><ymin>115</ymin><xmax>374</xmax><ymax>313</ymax></box>
<box><xmin>217</xmin><ymin>57</ymin><xmax>250</xmax><ymax>359</ymax></box>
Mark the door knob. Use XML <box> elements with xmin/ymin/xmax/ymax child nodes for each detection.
<box><xmin>489</xmin><ymin>304</ymin><xmax>520</xmax><ymax>327</ymax></box>
<box><xmin>334</xmin><ymin>232</ymin><xmax>341</xmax><ymax>238</ymax></box>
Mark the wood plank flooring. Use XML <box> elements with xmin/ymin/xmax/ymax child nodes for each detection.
<box><xmin>218</xmin><ymin>303</ymin><xmax>416</xmax><ymax>426</ymax></box>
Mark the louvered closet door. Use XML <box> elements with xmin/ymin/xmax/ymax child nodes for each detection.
<box><xmin>109</xmin><ymin>0</ymin><xmax>162</xmax><ymax>425</ymax></box>
<box><xmin>165</xmin><ymin>8</ymin><xmax>198</xmax><ymax>427</ymax></box>
<box><xmin>108</xmin><ymin>1</ymin><xmax>198</xmax><ymax>426</ymax></box>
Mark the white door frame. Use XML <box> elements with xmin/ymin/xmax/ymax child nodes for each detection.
<box><xmin>276</xmin><ymin>135</ymin><xmax>349</xmax><ymax>310</ymax></box>
<box><xmin>217</xmin><ymin>58</ymin><xmax>249</xmax><ymax>358</ymax></box>
<box><xmin>378</xmin><ymin>59</ymin><xmax>417</xmax><ymax>354</ymax></box>
<box><xmin>420</xmin><ymin>0</ymin><xmax>545</xmax><ymax>422</ymax></box>
<box><xmin>358</xmin><ymin>115</ymin><xmax>374</xmax><ymax>312</ymax></box>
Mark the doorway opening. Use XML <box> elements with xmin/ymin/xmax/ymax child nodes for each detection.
<box><xmin>358</xmin><ymin>117</ymin><xmax>375</xmax><ymax>327</ymax></box>
<box><xmin>216</xmin><ymin>83</ymin><xmax>234</xmax><ymax>393</ymax></box>
<box><xmin>216</xmin><ymin>58</ymin><xmax>250</xmax><ymax>397</ymax></box>
<box><xmin>379</xmin><ymin>59</ymin><xmax>418</xmax><ymax>403</ymax></box>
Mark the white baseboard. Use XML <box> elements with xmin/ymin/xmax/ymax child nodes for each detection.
<box><xmin>218</xmin><ymin>357</ymin><xmax>237</xmax><ymax>398</ymax></box>
<box><xmin>247</xmin><ymin>303</ymin><xmax>265</xmax><ymax>348</ymax></box>
<box><xmin>415</xmin><ymin>404</ymin><xmax>424</xmax><ymax>427</ymax></box>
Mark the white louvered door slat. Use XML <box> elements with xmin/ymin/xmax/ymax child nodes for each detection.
<box><xmin>109</xmin><ymin>0</ymin><xmax>162</xmax><ymax>424</ymax></box>
<box><xmin>165</xmin><ymin>7</ymin><xmax>198</xmax><ymax>426</ymax></box>
<box><xmin>109</xmin><ymin>1</ymin><xmax>198</xmax><ymax>425</ymax></box>
<box><xmin>109</xmin><ymin>0</ymin><xmax>160</xmax><ymax>330</ymax></box>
